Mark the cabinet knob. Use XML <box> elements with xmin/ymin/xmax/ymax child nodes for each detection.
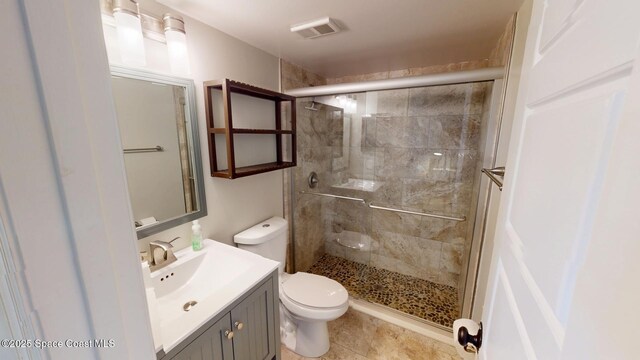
<box><xmin>234</xmin><ymin>321</ymin><xmax>244</xmax><ymax>330</ymax></box>
<box><xmin>224</xmin><ymin>330</ymin><xmax>234</xmax><ymax>340</ymax></box>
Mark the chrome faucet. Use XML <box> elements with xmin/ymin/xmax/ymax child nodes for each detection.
<box><xmin>148</xmin><ymin>237</ymin><xmax>180</xmax><ymax>272</ymax></box>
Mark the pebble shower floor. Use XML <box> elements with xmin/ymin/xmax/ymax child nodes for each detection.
<box><xmin>307</xmin><ymin>254</ymin><xmax>459</xmax><ymax>328</ymax></box>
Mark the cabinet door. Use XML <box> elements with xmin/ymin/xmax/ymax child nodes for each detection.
<box><xmin>172</xmin><ymin>313</ymin><xmax>234</xmax><ymax>360</ymax></box>
<box><xmin>230</xmin><ymin>278</ymin><xmax>276</xmax><ymax>360</ymax></box>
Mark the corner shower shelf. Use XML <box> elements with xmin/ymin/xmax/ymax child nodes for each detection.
<box><xmin>204</xmin><ymin>79</ymin><xmax>297</xmax><ymax>179</ymax></box>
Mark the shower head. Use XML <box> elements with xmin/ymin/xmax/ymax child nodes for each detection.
<box><xmin>304</xmin><ymin>100</ymin><xmax>319</xmax><ymax>111</ymax></box>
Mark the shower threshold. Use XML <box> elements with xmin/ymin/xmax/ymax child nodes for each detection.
<box><xmin>307</xmin><ymin>254</ymin><xmax>459</xmax><ymax>328</ymax></box>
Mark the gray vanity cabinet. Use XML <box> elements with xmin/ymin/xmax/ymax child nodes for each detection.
<box><xmin>230</xmin><ymin>278</ymin><xmax>277</xmax><ymax>360</ymax></box>
<box><xmin>164</xmin><ymin>271</ymin><xmax>280</xmax><ymax>360</ymax></box>
<box><xmin>172</xmin><ymin>313</ymin><xmax>234</xmax><ymax>360</ymax></box>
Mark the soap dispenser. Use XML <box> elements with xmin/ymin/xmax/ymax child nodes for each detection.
<box><xmin>191</xmin><ymin>220</ymin><xmax>203</xmax><ymax>251</ymax></box>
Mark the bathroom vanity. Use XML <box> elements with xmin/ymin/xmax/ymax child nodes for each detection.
<box><xmin>146</xmin><ymin>240</ymin><xmax>281</xmax><ymax>360</ymax></box>
<box><xmin>160</xmin><ymin>273</ymin><xmax>279</xmax><ymax>360</ymax></box>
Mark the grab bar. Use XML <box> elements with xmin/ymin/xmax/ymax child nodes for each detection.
<box><xmin>368</xmin><ymin>203</ymin><xmax>466</xmax><ymax>222</ymax></box>
<box><xmin>298</xmin><ymin>191</ymin><xmax>465</xmax><ymax>221</ymax></box>
<box><xmin>298</xmin><ymin>191</ymin><xmax>366</xmax><ymax>203</ymax></box>
<box><xmin>482</xmin><ymin>167</ymin><xmax>505</xmax><ymax>191</ymax></box>
<box><xmin>123</xmin><ymin>145</ymin><xmax>164</xmax><ymax>154</ymax></box>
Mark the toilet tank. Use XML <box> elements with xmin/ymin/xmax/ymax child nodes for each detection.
<box><xmin>234</xmin><ymin>216</ymin><xmax>288</xmax><ymax>273</ymax></box>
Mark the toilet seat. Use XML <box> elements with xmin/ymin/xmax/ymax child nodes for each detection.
<box><xmin>282</xmin><ymin>272</ymin><xmax>348</xmax><ymax>308</ymax></box>
<box><xmin>280</xmin><ymin>272</ymin><xmax>349</xmax><ymax>321</ymax></box>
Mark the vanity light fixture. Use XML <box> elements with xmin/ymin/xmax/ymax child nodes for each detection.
<box><xmin>334</xmin><ymin>95</ymin><xmax>357</xmax><ymax>114</ymax></box>
<box><xmin>163</xmin><ymin>14</ymin><xmax>191</xmax><ymax>75</ymax></box>
<box><xmin>112</xmin><ymin>0</ymin><xmax>146</xmax><ymax>66</ymax></box>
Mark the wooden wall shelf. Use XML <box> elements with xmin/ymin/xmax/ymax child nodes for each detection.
<box><xmin>208</xmin><ymin>128</ymin><xmax>294</xmax><ymax>135</ymax></box>
<box><xmin>213</xmin><ymin>162</ymin><xmax>296</xmax><ymax>179</ymax></box>
<box><xmin>204</xmin><ymin>79</ymin><xmax>296</xmax><ymax>179</ymax></box>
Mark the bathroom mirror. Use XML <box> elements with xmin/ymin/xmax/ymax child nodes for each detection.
<box><xmin>110</xmin><ymin>66</ymin><xmax>206</xmax><ymax>239</ymax></box>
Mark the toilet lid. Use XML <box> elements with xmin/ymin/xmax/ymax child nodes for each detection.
<box><xmin>282</xmin><ymin>272</ymin><xmax>348</xmax><ymax>308</ymax></box>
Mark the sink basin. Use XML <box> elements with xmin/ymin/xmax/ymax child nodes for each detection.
<box><xmin>144</xmin><ymin>239</ymin><xmax>279</xmax><ymax>354</ymax></box>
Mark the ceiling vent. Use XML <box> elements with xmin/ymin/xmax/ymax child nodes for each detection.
<box><xmin>290</xmin><ymin>17</ymin><xmax>341</xmax><ymax>39</ymax></box>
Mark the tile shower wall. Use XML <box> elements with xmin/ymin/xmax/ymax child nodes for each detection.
<box><xmin>280</xmin><ymin>59</ymin><xmax>327</xmax><ymax>91</ymax></box>
<box><xmin>293</xmin><ymin>103</ymin><xmax>344</xmax><ymax>271</ymax></box>
<box><xmin>326</xmin><ymin>60</ymin><xmax>489</xmax><ymax>85</ymax></box>
<box><xmin>280</xmin><ymin>59</ymin><xmax>328</xmax><ymax>272</ymax></box>
<box><xmin>307</xmin><ymin>83</ymin><xmax>489</xmax><ymax>288</ymax></box>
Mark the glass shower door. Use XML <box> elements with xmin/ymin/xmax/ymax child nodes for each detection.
<box><xmin>294</xmin><ymin>81</ymin><xmax>493</xmax><ymax>329</ymax></box>
<box><xmin>365</xmin><ymin>83</ymin><xmax>491</xmax><ymax>327</ymax></box>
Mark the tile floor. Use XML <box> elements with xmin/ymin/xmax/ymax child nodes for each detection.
<box><xmin>307</xmin><ymin>254</ymin><xmax>459</xmax><ymax>327</ymax></box>
<box><xmin>281</xmin><ymin>308</ymin><xmax>462</xmax><ymax>360</ymax></box>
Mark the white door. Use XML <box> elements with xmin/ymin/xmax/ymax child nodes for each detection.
<box><xmin>481</xmin><ymin>0</ymin><xmax>640</xmax><ymax>359</ymax></box>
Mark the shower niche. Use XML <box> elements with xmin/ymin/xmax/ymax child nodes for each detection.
<box><xmin>204</xmin><ymin>79</ymin><xmax>297</xmax><ymax>179</ymax></box>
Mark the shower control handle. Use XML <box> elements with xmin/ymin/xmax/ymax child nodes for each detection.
<box><xmin>308</xmin><ymin>172</ymin><xmax>319</xmax><ymax>188</ymax></box>
<box><xmin>224</xmin><ymin>330</ymin><xmax>234</xmax><ymax>340</ymax></box>
<box><xmin>234</xmin><ymin>321</ymin><xmax>244</xmax><ymax>330</ymax></box>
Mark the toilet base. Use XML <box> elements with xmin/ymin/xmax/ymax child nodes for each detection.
<box><xmin>280</xmin><ymin>303</ymin><xmax>332</xmax><ymax>358</ymax></box>
<box><xmin>293</xmin><ymin>320</ymin><xmax>330</xmax><ymax>358</ymax></box>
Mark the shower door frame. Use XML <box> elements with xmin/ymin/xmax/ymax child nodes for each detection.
<box><xmin>286</xmin><ymin>67</ymin><xmax>507</xmax><ymax>330</ymax></box>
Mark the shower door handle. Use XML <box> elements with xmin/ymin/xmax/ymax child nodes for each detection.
<box><xmin>482</xmin><ymin>167</ymin><xmax>505</xmax><ymax>191</ymax></box>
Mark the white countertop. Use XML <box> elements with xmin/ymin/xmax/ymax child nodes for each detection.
<box><xmin>143</xmin><ymin>239</ymin><xmax>279</xmax><ymax>355</ymax></box>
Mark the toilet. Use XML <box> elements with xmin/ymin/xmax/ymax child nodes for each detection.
<box><xmin>234</xmin><ymin>216</ymin><xmax>349</xmax><ymax>358</ymax></box>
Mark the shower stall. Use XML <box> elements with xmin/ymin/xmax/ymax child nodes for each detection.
<box><xmin>286</xmin><ymin>68</ymin><xmax>504</xmax><ymax>330</ymax></box>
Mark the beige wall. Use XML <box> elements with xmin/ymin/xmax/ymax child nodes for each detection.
<box><xmin>103</xmin><ymin>0</ymin><xmax>282</xmax><ymax>251</ymax></box>
<box><xmin>489</xmin><ymin>15</ymin><xmax>517</xmax><ymax>67</ymax></box>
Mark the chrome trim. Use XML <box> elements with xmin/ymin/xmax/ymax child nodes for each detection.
<box><xmin>298</xmin><ymin>191</ymin><xmax>366</xmax><ymax>203</ymax></box>
<box><xmin>307</xmin><ymin>172</ymin><xmax>319</xmax><ymax>188</ymax></box>
<box><xmin>286</xmin><ymin>67</ymin><xmax>504</xmax><ymax>97</ymax></box>
<box><xmin>163</xmin><ymin>13</ymin><xmax>186</xmax><ymax>34</ymax></box>
<box><xmin>148</xmin><ymin>239</ymin><xmax>177</xmax><ymax>272</ymax></box>
<box><xmin>112</xmin><ymin>0</ymin><xmax>139</xmax><ymax>18</ymax></box>
<box><xmin>183</xmin><ymin>300</ymin><xmax>197</xmax><ymax>312</ymax></box>
<box><xmin>298</xmin><ymin>191</ymin><xmax>466</xmax><ymax>221</ymax></box>
<box><xmin>123</xmin><ymin>145</ymin><xmax>163</xmax><ymax>153</ymax></box>
<box><xmin>368</xmin><ymin>203</ymin><xmax>466</xmax><ymax>222</ymax></box>
<box><xmin>481</xmin><ymin>167</ymin><xmax>505</xmax><ymax>191</ymax></box>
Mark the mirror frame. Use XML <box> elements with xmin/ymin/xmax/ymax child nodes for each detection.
<box><xmin>110</xmin><ymin>65</ymin><xmax>207</xmax><ymax>239</ymax></box>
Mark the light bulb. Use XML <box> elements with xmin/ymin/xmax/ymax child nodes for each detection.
<box><xmin>164</xmin><ymin>14</ymin><xmax>191</xmax><ymax>75</ymax></box>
